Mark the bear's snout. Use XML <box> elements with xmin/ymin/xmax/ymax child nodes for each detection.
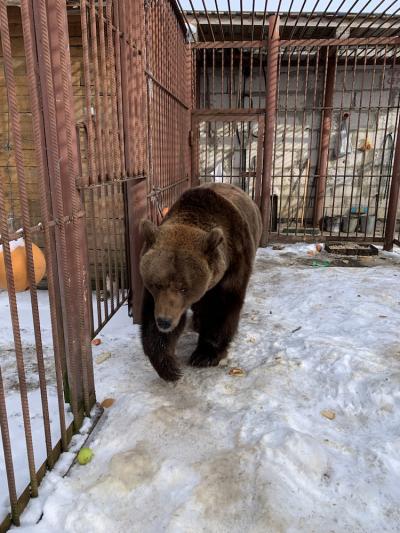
<box><xmin>156</xmin><ymin>316</ymin><xmax>172</xmax><ymax>332</ymax></box>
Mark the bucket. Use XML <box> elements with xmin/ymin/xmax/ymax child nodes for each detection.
<box><xmin>358</xmin><ymin>214</ymin><xmax>376</xmax><ymax>234</ymax></box>
<box><xmin>341</xmin><ymin>215</ymin><xmax>358</xmax><ymax>233</ymax></box>
<box><xmin>324</xmin><ymin>216</ymin><xmax>341</xmax><ymax>233</ymax></box>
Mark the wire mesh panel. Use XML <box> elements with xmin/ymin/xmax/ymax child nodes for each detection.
<box><xmin>145</xmin><ymin>0</ymin><xmax>191</xmax><ymax>221</ymax></box>
<box><xmin>195</xmin><ymin>116</ymin><xmax>264</xmax><ymax>203</ymax></box>
<box><xmin>76</xmin><ymin>0</ymin><xmax>145</xmax><ymax>333</ymax></box>
<box><xmin>274</xmin><ymin>43</ymin><xmax>400</xmax><ymax>241</ymax></box>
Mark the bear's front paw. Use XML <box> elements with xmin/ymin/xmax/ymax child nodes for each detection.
<box><xmin>150</xmin><ymin>355</ymin><xmax>182</xmax><ymax>382</ymax></box>
<box><xmin>189</xmin><ymin>346</ymin><xmax>221</xmax><ymax>368</ymax></box>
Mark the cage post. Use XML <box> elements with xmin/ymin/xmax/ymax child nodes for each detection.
<box><xmin>260</xmin><ymin>15</ymin><xmax>280</xmax><ymax>246</ymax></box>
<box><xmin>313</xmin><ymin>50</ymin><xmax>336</xmax><ymax>228</ymax></box>
<box><xmin>123</xmin><ymin>0</ymin><xmax>148</xmax><ymax>325</ymax></box>
<box><xmin>383</xmin><ymin>118</ymin><xmax>400</xmax><ymax>251</ymax></box>
<box><xmin>126</xmin><ymin>179</ymin><xmax>148</xmax><ymax>324</ymax></box>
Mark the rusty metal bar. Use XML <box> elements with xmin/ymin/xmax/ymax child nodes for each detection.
<box><xmin>313</xmin><ymin>49</ymin><xmax>336</xmax><ymax>228</ymax></box>
<box><xmin>1</xmin><ymin>0</ymin><xmax>57</xmax><ymax>471</ymax></box>
<box><xmin>23</xmin><ymin>0</ymin><xmax>69</xmax><ymax>453</ymax></box>
<box><xmin>192</xmin><ymin>37</ymin><xmax>400</xmax><ymax>49</ymax></box>
<box><xmin>0</xmin><ymin>367</ymin><xmax>19</xmax><ymax>525</ymax></box>
<box><xmin>114</xmin><ymin>0</ymin><xmax>126</xmax><ymax>176</ymax></box>
<box><xmin>107</xmin><ymin>0</ymin><xmax>122</xmax><ymax>178</ymax></box>
<box><xmin>260</xmin><ymin>15</ymin><xmax>280</xmax><ymax>246</ymax></box>
<box><xmin>98</xmin><ymin>0</ymin><xmax>113</xmax><ymax>179</ymax></box>
<box><xmin>0</xmin><ymin>2</ymin><xmax>39</xmax><ymax>497</ymax></box>
<box><xmin>80</xmin><ymin>0</ymin><xmax>97</xmax><ymax>185</ymax></box>
<box><xmin>193</xmin><ymin>108</ymin><xmax>264</xmax><ymax>118</ymax></box>
<box><xmin>54</xmin><ymin>0</ymin><xmax>94</xmax><ymax>414</ymax></box>
<box><xmin>89</xmin><ymin>0</ymin><xmax>105</xmax><ymax>181</ymax></box>
<box><xmin>384</xmin><ymin>104</ymin><xmax>400</xmax><ymax>251</ymax></box>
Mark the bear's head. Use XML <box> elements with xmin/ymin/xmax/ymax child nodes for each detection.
<box><xmin>140</xmin><ymin>219</ymin><xmax>227</xmax><ymax>332</ymax></box>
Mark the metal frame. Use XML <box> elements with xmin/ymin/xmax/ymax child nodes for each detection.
<box><xmin>187</xmin><ymin>6</ymin><xmax>400</xmax><ymax>248</ymax></box>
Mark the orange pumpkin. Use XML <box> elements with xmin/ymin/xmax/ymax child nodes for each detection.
<box><xmin>0</xmin><ymin>240</ymin><xmax>46</xmax><ymax>292</ymax></box>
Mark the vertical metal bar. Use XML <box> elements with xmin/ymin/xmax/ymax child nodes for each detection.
<box><xmin>89</xmin><ymin>0</ymin><xmax>105</xmax><ymax>181</ymax></box>
<box><xmin>114</xmin><ymin>0</ymin><xmax>126</xmax><ymax>176</ymax></box>
<box><xmin>255</xmin><ymin>115</ymin><xmax>265</xmax><ymax>206</ymax></box>
<box><xmin>384</xmin><ymin>101</ymin><xmax>400</xmax><ymax>250</ymax></box>
<box><xmin>260</xmin><ymin>15</ymin><xmax>280</xmax><ymax>246</ymax></box>
<box><xmin>330</xmin><ymin>46</ymin><xmax>350</xmax><ymax>233</ymax></box>
<box><xmin>346</xmin><ymin>46</ymin><xmax>369</xmax><ymax>238</ymax></box>
<box><xmin>0</xmin><ymin>367</ymin><xmax>19</xmax><ymax>525</ymax></box>
<box><xmin>271</xmin><ymin>41</ymin><xmax>282</xmax><ymax>230</ymax></box>
<box><xmin>338</xmin><ymin>46</ymin><xmax>360</xmax><ymax>236</ymax></box>
<box><xmin>0</xmin><ymin>3</ymin><xmax>39</xmax><ymax>495</ymax></box>
<box><xmin>280</xmin><ymin>49</ymin><xmax>291</xmax><ymax>234</ymax></box>
<box><xmin>379</xmin><ymin>47</ymin><xmax>398</xmax><ymax>239</ymax></box>
<box><xmin>370</xmin><ymin>47</ymin><xmax>388</xmax><ymax>239</ymax></box>
<box><xmin>0</xmin><ymin>0</ymin><xmax>54</xmax><ymax>466</ymax></box>
<box><xmin>80</xmin><ymin>0</ymin><xmax>97</xmax><ymax>184</ymax></box>
<box><xmin>98</xmin><ymin>0</ymin><xmax>113</xmax><ymax>178</ymax></box>
<box><xmin>54</xmin><ymin>0</ymin><xmax>94</xmax><ymax>413</ymax></box>
<box><xmin>0</xmin><ymin>165</ymin><xmax>38</xmax><ymax>496</ymax></box>
<box><xmin>287</xmin><ymin>50</ymin><xmax>301</xmax><ymax>232</ymax></box>
<box><xmin>313</xmin><ymin>48</ymin><xmax>336</xmax><ymax>228</ymax></box>
<box><xmin>357</xmin><ymin>46</ymin><xmax>378</xmax><ymax>239</ymax></box>
<box><xmin>21</xmin><ymin>0</ymin><xmax>68</xmax><ymax>449</ymax></box>
<box><xmin>303</xmin><ymin>46</ymin><xmax>320</xmax><ymax>227</ymax></box>
<box><xmin>106</xmin><ymin>0</ymin><xmax>121</xmax><ymax>178</ymax></box>
<box><xmin>295</xmin><ymin>48</ymin><xmax>311</xmax><ymax>234</ymax></box>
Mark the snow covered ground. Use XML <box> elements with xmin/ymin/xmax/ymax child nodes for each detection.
<box><xmin>2</xmin><ymin>244</ymin><xmax>400</xmax><ymax>532</ymax></box>
<box><xmin>0</xmin><ymin>289</ymin><xmax>74</xmax><ymax>523</ymax></box>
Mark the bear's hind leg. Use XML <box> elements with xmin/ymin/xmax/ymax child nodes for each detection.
<box><xmin>190</xmin><ymin>286</ymin><xmax>244</xmax><ymax>368</ymax></box>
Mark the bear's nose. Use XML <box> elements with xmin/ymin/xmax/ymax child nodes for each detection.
<box><xmin>156</xmin><ymin>317</ymin><xmax>172</xmax><ymax>331</ymax></box>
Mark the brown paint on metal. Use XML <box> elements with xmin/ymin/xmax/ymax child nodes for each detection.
<box><xmin>192</xmin><ymin>36</ymin><xmax>400</xmax><ymax>49</ymax></box>
<box><xmin>260</xmin><ymin>15</ymin><xmax>280</xmax><ymax>246</ymax></box>
<box><xmin>255</xmin><ymin>115</ymin><xmax>265</xmax><ymax>208</ymax></box>
<box><xmin>384</xmin><ymin>113</ymin><xmax>400</xmax><ymax>251</ymax></box>
<box><xmin>313</xmin><ymin>51</ymin><xmax>336</xmax><ymax>228</ymax></box>
<box><xmin>127</xmin><ymin>179</ymin><xmax>148</xmax><ymax>324</ymax></box>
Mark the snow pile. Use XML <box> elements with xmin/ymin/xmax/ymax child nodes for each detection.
<box><xmin>2</xmin><ymin>245</ymin><xmax>400</xmax><ymax>532</ymax></box>
<box><xmin>0</xmin><ymin>236</ymin><xmax>25</xmax><ymax>254</ymax></box>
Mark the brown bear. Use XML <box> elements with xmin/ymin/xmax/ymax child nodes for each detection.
<box><xmin>140</xmin><ymin>182</ymin><xmax>262</xmax><ymax>381</ymax></box>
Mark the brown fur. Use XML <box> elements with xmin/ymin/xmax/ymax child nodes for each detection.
<box><xmin>140</xmin><ymin>183</ymin><xmax>262</xmax><ymax>381</ymax></box>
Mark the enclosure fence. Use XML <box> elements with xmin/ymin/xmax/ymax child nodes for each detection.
<box><xmin>1</xmin><ymin>0</ymin><xmax>400</xmax><ymax>530</ymax></box>
<box><xmin>187</xmin><ymin>7</ymin><xmax>400</xmax><ymax>247</ymax></box>
<box><xmin>0</xmin><ymin>0</ymin><xmax>189</xmax><ymax>529</ymax></box>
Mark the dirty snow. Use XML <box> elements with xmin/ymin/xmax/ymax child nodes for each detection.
<box><xmin>2</xmin><ymin>244</ymin><xmax>400</xmax><ymax>532</ymax></box>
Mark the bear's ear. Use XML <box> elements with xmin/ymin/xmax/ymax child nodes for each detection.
<box><xmin>140</xmin><ymin>218</ymin><xmax>158</xmax><ymax>246</ymax></box>
<box><xmin>203</xmin><ymin>227</ymin><xmax>224</xmax><ymax>254</ymax></box>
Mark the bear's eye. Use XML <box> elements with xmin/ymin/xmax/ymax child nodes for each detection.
<box><xmin>179</xmin><ymin>288</ymin><xmax>188</xmax><ymax>293</ymax></box>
